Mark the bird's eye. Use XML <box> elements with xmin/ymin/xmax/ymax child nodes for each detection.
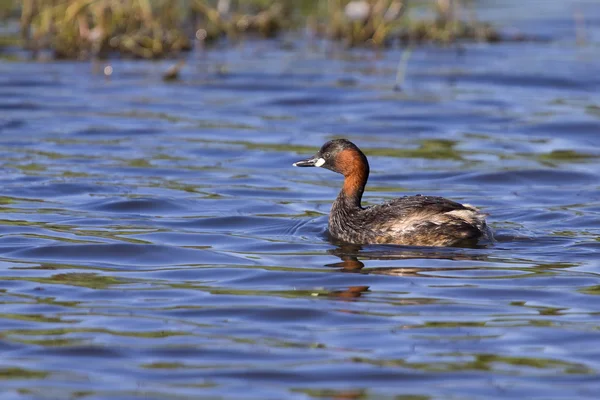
<box><xmin>324</xmin><ymin>152</ymin><xmax>331</xmax><ymax>159</ymax></box>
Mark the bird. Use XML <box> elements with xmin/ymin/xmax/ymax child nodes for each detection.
<box><xmin>293</xmin><ymin>138</ymin><xmax>491</xmax><ymax>247</ymax></box>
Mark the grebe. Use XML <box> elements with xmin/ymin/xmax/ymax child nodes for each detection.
<box><xmin>293</xmin><ymin>139</ymin><xmax>490</xmax><ymax>247</ymax></box>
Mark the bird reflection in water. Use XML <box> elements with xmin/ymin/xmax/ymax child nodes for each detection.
<box><xmin>321</xmin><ymin>243</ymin><xmax>493</xmax><ymax>299</ymax></box>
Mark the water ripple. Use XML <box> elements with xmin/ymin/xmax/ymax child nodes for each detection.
<box><xmin>2</xmin><ymin>3</ymin><xmax>600</xmax><ymax>397</ymax></box>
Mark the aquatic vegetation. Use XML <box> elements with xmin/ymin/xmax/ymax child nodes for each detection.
<box><xmin>9</xmin><ymin>0</ymin><xmax>504</xmax><ymax>59</ymax></box>
<box><xmin>17</xmin><ymin>0</ymin><xmax>287</xmax><ymax>59</ymax></box>
<box><xmin>19</xmin><ymin>0</ymin><xmax>188</xmax><ymax>58</ymax></box>
<box><xmin>0</xmin><ymin>367</ymin><xmax>49</xmax><ymax>380</ymax></box>
<box><xmin>320</xmin><ymin>0</ymin><xmax>499</xmax><ymax>47</ymax></box>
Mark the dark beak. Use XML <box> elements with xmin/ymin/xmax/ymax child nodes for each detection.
<box><xmin>293</xmin><ymin>157</ymin><xmax>319</xmax><ymax>167</ymax></box>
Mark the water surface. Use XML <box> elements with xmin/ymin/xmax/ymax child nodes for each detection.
<box><xmin>1</xmin><ymin>1</ymin><xmax>600</xmax><ymax>399</ymax></box>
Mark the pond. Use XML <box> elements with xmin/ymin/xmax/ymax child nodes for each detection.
<box><xmin>1</xmin><ymin>1</ymin><xmax>600</xmax><ymax>398</ymax></box>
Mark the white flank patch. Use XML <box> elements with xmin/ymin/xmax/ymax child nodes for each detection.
<box><xmin>314</xmin><ymin>158</ymin><xmax>326</xmax><ymax>167</ymax></box>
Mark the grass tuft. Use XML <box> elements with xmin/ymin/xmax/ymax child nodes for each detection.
<box><xmin>4</xmin><ymin>0</ymin><xmax>510</xmax><ymax>59</ymax></box>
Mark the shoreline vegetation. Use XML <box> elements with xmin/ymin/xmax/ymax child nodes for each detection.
<box><xmin>3</xmin><ymin>0</ymin><xmax>531</xmax><ymax>60</ymax></box>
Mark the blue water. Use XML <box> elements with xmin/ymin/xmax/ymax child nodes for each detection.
<box><xmin>1</xmin><ymin>1</ymin><xmax>600</xmax><ymax>399</ymax></box>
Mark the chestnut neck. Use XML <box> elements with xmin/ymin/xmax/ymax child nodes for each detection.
<box><xmin>336</xmin><ymin>150</ymin><xmax>369</xmax><ymax>210</ymax></box>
